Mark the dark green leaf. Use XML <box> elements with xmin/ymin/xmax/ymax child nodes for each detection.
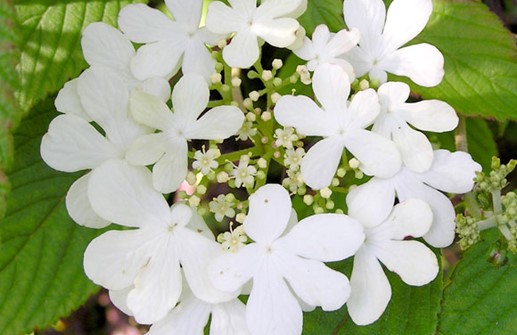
<box><xmin>298</xmin><ymin>0</ymin><xmax>345</xmax><ymax>36</ymax></box>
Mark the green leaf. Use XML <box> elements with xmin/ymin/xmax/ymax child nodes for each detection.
<box><xmin>303</xmin><ymin>258</ymin><xmax>443</xmax><ymax>334</ymax></box>
<box><xmin>0</xmin><ymin>1</ymin><xmax>20</xmax><ymax>219</ymax></box>
<box><xmin>410</xmin><ymin>0</ymin><xmax>517</xmax><ymax>120</ymax></box>
<box><xmin>437</xmin><ymin>231</ymin><xmax>517</xmax><ymax>335</ymax></box>
<box><xmin>16</xmin><ymin>0</ymin><xmax>143</xmax><ymax>112</ymax></box>
<box><xmin>465</xmin><ymin>118</ymin><xmax>498</xmax><ymax>172</ymax></box>
<box><xmin>0</xmin><ymin>99</ymin><xmax>102</xmax><ymax>335</ymax></box>
<box><xmin>298</xmin><ymin>0</ymin><xmax>345</xmax><ymax>36</ymax></box>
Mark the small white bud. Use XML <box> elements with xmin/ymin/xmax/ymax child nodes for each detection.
<box><xmin>303</xmin><ymin>194</ymin><xmax>314</xmax><ymax>206</ymax></box>
<box><xmin>217</xmin><ymin>171</ymin><xmax>229</xmax><ymax>183</ymax></box>
<box><xmin>272</xmin><ymin>59</ymin><xmax>283</xmax><ymax>69</ymax></box>
<box><xmin>249</xmin><ymin>91</ymin><xmax>260</xmax><ymax>102</ymax></box>
<box><xmin>349</xmin><ymin>158</ymin><xmax>360</xmax><ymax>169</ymax></box>
<box><xmin>262</xmin><ymin>70</ymin><xmax>273</xmax><ymax>81</ymax></box>
<box><xmin>236</xmin><ymin>213</ymin><xmax>247</xmax><ymax>223</ymax></box>
<box><xmin>257</xmin><ymin>158</ymin><xmax>268</xmax><ymax>169</ymax></box>
<box><xmin>271</xmin><ymin>92</ymin><xmax>281</xmax><ymax>104</ymax></box>
<box><xmin>320</xmin><ymin>187</ymin><xmax>332</xmax><ymax>199</ymax></box>
<box><xmin>188</xmin><ymin>195</ymin><xmax>201</xmax><ymax>207</ymax></box>
<box><xmin>231</xmin><ymin>77</ymin><xmax>242</xmax><ymax>87</ymax></box>
<box><xmin>261</xmin><ymin>111</ymin><xmax>272</xmax><ymax>121</ymax></box>
<box><xmin>210</xmin><ymin>73</ymin><xmax>222</xmax><ymax>84</ymax></box>
<box><xmin>217</xmin><ymin>39</ymin><xmax>227</xmax><ymax>48</ymax></box>
<box><xmin>243</xmin><ymin>98</ymin><xmax>253</xmax><ymax>109</ymax></box>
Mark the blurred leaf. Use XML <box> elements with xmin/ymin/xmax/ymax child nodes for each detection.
<box><xmin>465</xmin><ymin>118</ymin><xmax>498</xmax><ymax>172</ymax></box>
<box><xmin>298</xmin><ymin>0</ymin><xmax>345</xmax><ymax>35</ymax></box>
<box><xmin>0</xmin><ymin>100</ymin><xmax>101</xmax><ymax>335</ymax></box>
<box><xmin>409</xmin><ymin>0</ymin><xmax>517</xmax><ymax>120</ymax></box>
<box><xmin>437</xmin><ymin>230</ymin><xmax>517</xmax><ymax>335</ymax></box>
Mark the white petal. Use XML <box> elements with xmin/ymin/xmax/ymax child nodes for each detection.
<box><xmin>376</xmin><ymin>240</ymin><xmax>438</xmax><ymax>286</ymax></box>
<box><xmin>347</xmin><ymin>88</ymin><xmax>380</xmax><ymax>129</ymax></box>
<box><xmin>152</xmin><ymin>139</ymin><xmax>188</xmax><ymax>193</ymax></box>
<box><xmin>344</xmin><ymin>129</ymin><xmax>401</xmax><ymax>178</ymax></box>
<box><xmin>293</xmin><ymin>36</ymin><xmax>315</xmax><ymax>61</ymax></box>
<box><xmin>127</xmin><ymin>242</ymin><xmax>182</xmax><ymax>324</ymax></box>
<box><xmin>130</xmin><ymin>90</ymin><xmax>175</xmax><ymax>131</ymax></box>
<box><xmin>327</xmin><ymin>27</ymin><xmax>361</xmax><ymax>57</ymax></box>
<box><xmin>346</xmin><ymin>177</ymin><xmax>395</xmax><ymax>228</ymax></box>
<box><xmin>182</xmin><ymin>39</ymin><xmax>217</xmax><ymax>80</ymax></box>
<box><xmin>255</xmin><ymin>0</ymin><xmax>305</xmax><ymax>19</ymax></box>
<box><xmin>83</xmin><ymin>229</ymin><xmax>156</xmax><ymax>290</ymax></box>
<box><xmin>377</xmin><ymin>81</ymin><xmax>410</xmax><ymax>107</ymax></box>
<box><xmin>118</xmin><ymin>4</ymin><xmax>180</xmax><ymax>43</ymax></box>
<box><xmin>382</xmin><ymin>0</ymin><xmax>433</xmax><ymax>51</ymax></box>
<box><xmin>211</xmin><ymin>299</ymin><xmax>250</xmax><ymax>335</ymax></box>
<box><xmin>125</xmin><ymin>133</ymin><xmax>167</xmax><ymax>166</ymax></box>
<box><xmin>131</xmin><ymin>40</ymin><xmax>187</xmax><ymax>80</ymax></box>
<box><xmin>342</xmin><ymin>45</ymin><xmax>373</xmax><ymax>78</ymax></box>
<box><xmin>178</xmin><ymin>229</ymin><xmax>239</xmax><ymax>304</ymax></box>
<box><xmin>392</xmin><ymin>125</ymin><xmax>434</xmax><ymax>173</ymax></box>
<box><xmin>206</xmin><ymin>1</ymin><xmax>246</xmax><ymax>34</ymax></box>
<box><xmin>381</xmin><ymin>43</ymin><xmax>444</xmax><ymax>87</ymax></box>
<box><xmin>147</xmin><ymin>293</ymin><xmax>211</xmax><ymax>335</ymax></box>
<box><xmin>301</xmin><ymin>137</ymin><xmax>344</xmax><ymax>190</ymax></box>
<box><xmin>81</xmin><ymin>22</ymin><xmax>134</xmax><ymax>71</ymax></box>
<box><xmin>244</xmin><ymin>184</ymin><xmax>292</xmax><ymax>243</ymax></box>
<box><xmin>40</xmin><ymin>114</ymin><xmax>118</xmax><ymax>172</ymax></box>
<box><xmin>347</xmin><ymin>247</ymin><xmax>391</xmax><ymax>326</ymax></box>
<box><xmin>165</xmin><ymin>0</ymin><xmax>203</xmax><ymax>32</ymax></box>
<box><xmin>343</xmin><ymin>0</ymin><xmax>386</xmax><ymax>52</ymax></box>
<box><xmin>184</xmin><ymin>106</ymin><xmax>244</xmax><ymax>140</ymax></box>
<box><xmin>65</xmin><ymin>173</ymin><xmax>110</xmax><ymax>228</ymax></box>
<box><xmin>383</xmin><ymin>199</ymin><xmax>433</xmax><ymax>239</ymax></box>
<box><xmin>398</xmin><ymin>100</ymin><xmax>458</xmax><ymax>132</ymax></box>
<box><xmin>138</xmin><ymin>77</ymin><xmax>172</xmax><ymax>102</ymax></box>
<box><xmin>277</xmin><ymin>213</ymin><xmax>364</xmax><ymax>261</ymax></box>
<box><xmin>247</xmin><ymin>266</ymin><xmax>302</xmax><ymax>335</ymax></box>
<box><xmin>312</xmin><ymin>64</ymin><xmax>350</xmax><ymax>113</ymax></box>
<box><xmin>252</xmin><ymin>18</ymin><xmax>299</xmax><ymax>48</ymax></box>
<box><xmin>420</xmin><ymin>150</ymin><xmax>481</xmax><ymax>193</ymax></box>
<box><xmin>278</xmin><ymin>254</ymin><xmax>351</xmax><ymax>311</ymax></box>
<box><xmin>188</xmin><ymin>211</ymin><xmax>216</xmax><ymax>240</ymax></box>
<box><xmin>109</xmin><ymin>287</ymin><xmax>133</xmax><ymax>316</ymax></box>
<box><xmin>88</xmin><ymin>159</ymin><xmax>170</xmax><ymax>228</ymax></box>
<box><xmin>55</xmin><ymin>79</ymin><xmax>89</xmax><ymax>120</ymax></box>
<box><xmin>223</xmin><ymin>30</ymin><xmax>260</xmax><ymax>68</ymax></box>
<box><xmin>274</xmin><ymin>95</ymin><xmax>334</xmax><ymax>137</ymax></box>
<box><xmin>172</xmin><ymin>73</ymin><xmax>210</xmax><ymax>123</ymax></box>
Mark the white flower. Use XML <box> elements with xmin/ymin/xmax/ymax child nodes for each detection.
<box><xmin>193</xmin><ymin>148</ymin><xmax>221</xmax><ymax>175</ymax></box>
<box><xmin>209</xmin><ymin>184</ymin><xmax>365</xmax><ymax>335</ymax></box>
<box><xmin>55</xmin><ymin>22</ymin><xmax>171</xmax><ymax>120</ymax></box>
<box><xmin>231</xmin><ymin>157</ymin><xmax>257</xmax><ymax>188</ymax></box>
<box><xmin>346</xmin><ymin>199</ymin><xmax>439</xmax><ymax>325</ymax></box>
<box><xmin>147</xmin><ymin>287</ymin><xmax>250</xmax><ymax>335</ymax></box>
<box><xmin>118</xmin><ymin>0</ymin><xmax>221</xmax><ymax>81</ymax></box>
<box><xmin>284</xmin><ymin>147</ymin><xmax>305</xmax><ymax>170</ymax></box>
<box><xmin>274</xmin><ymin>126</ymin><xmax>299</xmax><ymax>149</ymax></box>
<box><xmin>343</xmin><ymin>0</ymin><xmax>444</xmax><ymax>86</ymax></box>
<box><xmin>126</xmin><ymin>74</ymin><xmax>244</xmax><ymax>193</ymax></box>
<box><xmin>218</xmin><ymin>226</ymin><xmax>248</xmax><ymax>252</ymax></box>
<box><xmin>373</xmin><ymin>81</ymin><xmax>458</xmax><ymax>172</ymax></box>
<box><xmin>210</xmin><ymin>194</ymin><xmax>237</xmax><ymax>222</ymax></box>
<box><xmin>346</xmin><ymin>149</ymin><xmax>481</xmax><ymax>247</ymax></box>
<box><xmin>206</xmin><ymin>0</ymin><xmax>307</xmax><ymax>68</ymax></box>
<box><xmin>236</xmin><ymin>121</ymin><xmax>258</xmax><ymax>141</ymax></box>
<box><xmin>84</xmin><ymin>160</ymin><xmax>237</xmax><ymax>324</ymax></box>
<box><xmin>294</xmin><ymin>24</ymin><xmax>359</xmax><ymax>80</ymax></box>
<box><xmin>41</xmin><ymin>68</ymin><xmax>150</xmax><ymax>229</ymax></box>
<box><xmin>275</xmin><ymin>63</ymin><xmax>401</xmax><ymax>190</ymax></box>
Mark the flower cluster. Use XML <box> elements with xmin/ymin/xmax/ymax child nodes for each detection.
<box><xmin>40</xmin><ymin>0</ymin><xmax>482</xmax><ymax>334</ymax></box>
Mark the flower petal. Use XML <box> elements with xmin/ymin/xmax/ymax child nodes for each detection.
<box><xmin>255</xmin><ymin>0</ymin><xmax>305</xmax><ymax>19</ymax></box>
<box><xmin>172</xmin><ymin>73</ymin><xmax>210</xmax><ymax>123</ymax></box>
<box><xmin>247</xmin><ymin>265</ymin><xmax>302</xmax><ymax>335</ymax></box>
<box><xmin>88</xmin><ymin>159</ymin><xmax>170</xmax><ymax>228</ymax></box>
<box><xmin>376</xmin><ymin>240</ymin><xmax>438</xmax><ymax>286</ymax></box>
<box><xmin>40</xmin><ymin>114</ymin><xmax>118</xmax><ymax>172</ymax></box>
<box><xmin>278</xmin><ymin>213</ymin><xmax>364</xmax><ymax>261</ymax></box>
<box><xmin>383</xmin><ymin>199</ymin><xmax>433</xmax><ymax>239</ymax></box>
<box><xmin>83</xmin><ymin>229</ymin><xmax>156</xmax><ymax>290</ymax></box>
<box><xmin>278</xmin><ymin>254</ymin><xmax>351</xmax><ymax>311</ymax></box>
<box><xmin>109</xmin><ymin>287</ymin><xmax>133</xmax><ymax>316</ymax></box>
<box><xmin>381</xmin><ymin>43</ymin><xmax>444</xmax><ymax>87</ymax></box>
<box><xmin>81</xmin><ymin>22</ymin><xmax>134</xmax><ymax>72</ymax></box>
<box><xmin>138</xmin><ymin>77</ymin><xmax>172</xmax><ymax>102</ymax></box>
<box><xmin>245</xmin><ymin>184</ymin><xmax>292</xmax><ymax>243</ymax></box>
<box><xmin>327</xmin><ymin>27</ymin><xmax>361</xmax><ymax>57</ymax></box>
<box><xmin>377</xmin><ymin>81</ymin><xmax>410</xmax><ymax>107</ymax></box>
<box><xmin>165</xmin><ymin>0</ymin><xmax>203</xmax><ymax>32</ymax></box>
<box><xmin>346</xmin><ymin>88</ymin><xmax>380</xmax><ymax>129</ymax></box>
<box><xmin>252</xmin><ymin>18</ymin><xmax>299</xmax><ymax>48</ymax></box>
<box><xmin>206</xmin><ymin>1</ymin><xmax>246</xmax><ymax>34</ymax></box>
<box><xmin>152</xmin><ymin>139</ymin><xmax>188</xmax><ymax>193</ymax></box>
<box><xmin>343</xmin><ymin>0</ymin><xmax>386</xmax><ymax>52</ymax></box>
<box><xmin>346</xmin><ymin>177</ymin><xmax>395</xmax><ymax>228</ymax></box>
<box><xmin>131</xmin><ymin>40</ymin><xmax>187</xmax><ymax>80</ymax></box>
<box><xmin>392</xmin><ymin>124</ymin><xmax>434</xmax><ymax>173</ymax></box>
<box><xmin>398</xmin><ymin>100</ymin><xmax>458</xmax><ymax>132</ymax></box>
<box><xmin>65</xmin><ymin>173</ymin><xmax>110</xmax><ymax>229</ymax></box>
<box><xmin>182</xmin><ymin>39</ymin><xmax>217</xmax><ymax>80</ymax></box>
<box><xmin>274</xmin><ymin>95</ymin><xmax>334</xmax><ymax>137</ymax></box>
<box><xmin>312</xmin><ymin>64</ymin><xmax>350</xmax><ymax>114</ymax></box>
<box><xmin>347</xmin><ymin>247</ymin><xmax>391</xmax><ymax>326</ymax></box>
<box><xmin>118</xmin><ymin>4</ymin><xmax>180</xmax><ymax>43</ymax></box>
<box><xmin>301</xmin><ymin>137</ymin><xmax>344</xmax><ymax>190</ymax></box>
<box><xmin>184</xmin><ymin>106</ymin><xmax>244</xmax><ymax>140</ymax></box>
<box><xmin>223</xmin><ymin>30</ymin><xmax>260</xmax><ymax>68</ymax></box>
<box><xmin>126</xmin><ymin>133</ymin><xmax>167</xmax><ymax>166</ymax></box>
<box><xmin>130</xmin><ymin>90</ymin><xmax>175</xmax><ymax>131</ymax></box>
<box><xmin>211</xmin><ymin>299</ymin><xmax>250</xmax><ymax>335</ymax></box>
<box><xmin>345</xmin><ymin>128</ymin><xmax>401</xmax><ymax>178</ymax></box>
<box><xmin>382</xmin><ymin>0</ymin><xmax>433</xmax><ymax>51</ymax></box>
<box><xmin>420</xmin><ymin>150</ymin><xmax>481</xmax><ymax>193</ymax></box>
<box><xmin>55</xmin><ymin>79</ymin><xmax>90</xmax><ymax>120</ymax></box>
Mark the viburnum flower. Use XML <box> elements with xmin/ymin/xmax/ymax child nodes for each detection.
<box><xmin>193</xmin><ymin>147</ymin><xmax>221</xmax><ymax>175</ymax></box>
<box><xmin>41</xmin><ymin>68</ymin><xmax>150</xmax><ymax>228</ymax></box>
<box><xmin>118</xmin><ymin>0</ymin><xmax>221</xmax><ymax>81</ymax></box>
<box><xmin>342</xmin><ymin>0</ymin><xmax>444</xmax><ymax>86</ymax></box>
<box><xmin>84</xmin><ymin>160</ymin><xmax>237</xmax><ymax>324</ymax></box>
<box><xmin>293</xmin><ymin>24</ymin><xmax>359</xmax><ymax>80</ymax></box>
<box><xmin>346</xmin><ymin>199</ymin><xmax>439</xmax><ymax>325</ymax></box>
<box><xmin>206</xmin><ymin>0</ymin><xmax>307</xmax><ymax>68</ymax></box>
<box><xmin>55</xmin><ymin>22</ymin><xmax>171</xmax><ymax>120</ymax></box>
<box><xmin>126</xmin><ymin>74</ymin><xmax>244</xmax><ymax>193</ymax></box>
<box><xmin>346</xmin><ymin>149</ymin><xmax>481</xmax><ymax>247</ymax></box>
<box><xmin>231</xmin><ymin>156</ymin><xmax>257</xmax><ymax>188</ymax></box>
<box><xmin>373</xmin><ymin>81</ymin><xmax>458</xmax><ymax>172</ymax></box>
<box><xmin>209</xmin><ymin>184</ymin><xmax>365</xmax><ymax>335</ymax></box>
<box><xmin>275</xmin><ymin>64</ymin><xmax>401</xmax><ymax>189</ymax></box>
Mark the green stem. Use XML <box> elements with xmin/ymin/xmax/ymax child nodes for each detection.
<box><xmin>455</xmin><ymin>115</ymin><xmax>468</xmax><ymax>152</ymax></box>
